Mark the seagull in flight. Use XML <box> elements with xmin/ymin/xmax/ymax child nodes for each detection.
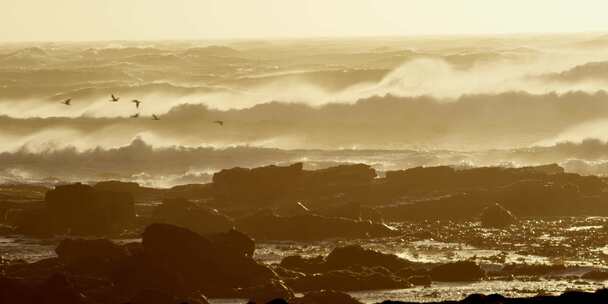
<box><xmin>109</xmin><ymin>94</ymin><xmax>120</xmax><ymax>102</ymax></box>
<box><xmin>132</xmin><ymin>99</ymin><xmax>142</xmax><ymax>108</ymax></box>
<box><xmin>213</xmin><ymin>120</ymin><xmax>224</xmax><ymax>126</ymax></box>
<box><xmin>152</xmin><ymin>114</ymin><xmax>160</xmax><ymax>120</ymax></box>
<box><xmin>61</xmin><ymin>98</ymin><xmax>71</xmax><ymax>106</ymax></box>
<box><xmin>130</xmin><ymin>113</ymin><xmax>139</xmax><ymax>118</ymax></box>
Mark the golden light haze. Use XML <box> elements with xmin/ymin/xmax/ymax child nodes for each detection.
<box><xmin>1</xmin><ymin>0</ymin><xmax>608</xmax><ymax>42</ymax></box>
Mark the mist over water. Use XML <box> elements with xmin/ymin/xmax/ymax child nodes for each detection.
<box><xmin>4</xmin><ymin>35</ymin><xmax>608</xmax><ymax>184</ymax></box>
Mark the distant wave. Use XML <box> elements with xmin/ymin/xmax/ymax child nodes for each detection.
<box><xmin>2</xmin><ymin>137</ymin><xmax>608</xmax><ymax>187</ymax></box>
<box><xmin>2</xmin><ymin>91</ymin><xmax>608</xmax><ymax>151</ymax></box>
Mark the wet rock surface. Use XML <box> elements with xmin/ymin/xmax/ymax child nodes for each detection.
<box><xmin>236</xmin><ymin>211</ymin><xmax>398</xmax><ymax>241</ymax></box>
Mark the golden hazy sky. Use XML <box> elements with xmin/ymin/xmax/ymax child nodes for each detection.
<box><xmin>1</xmin><ymin>0</ymin><xmax>607</xmax><ymax>41</ymax></box>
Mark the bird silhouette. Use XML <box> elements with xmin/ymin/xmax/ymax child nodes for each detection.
<box><xmin>61</xmin><ymin>98</ymin><xmax>71</xmax><ymax>106</ymax></box>
<box><xmin>130</xmin><ymin>113</ymin><xmax>139</xmax><ymax>118</ymax></box>
<box><xmin>152</xmin><ymin>114</ymin><xmax>160</xmax><ymax>120</ymax></box>
<box><xmin>132</xmin><ymin>99</ymin><xmax>142</xmax><ymax>108</ymax></box>
<box><xmin>213</xmin><ymin>120</ymin><xmax>224</xmax><ymax>126</ymax></box>
<box><xmin>109</xmin><ymin>94</ymin><xmax>120</xmax><ymax>102</ymax></box>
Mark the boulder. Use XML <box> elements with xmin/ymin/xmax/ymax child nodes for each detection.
<box><xmin>137</xmin><ymin>223</ymin><xmax>280</xmax><ymax>298</ymax></box>
<box><xmin>429</xmin><ymin>261</ymin><xmax>484</xmax><ymax>282</ymax></box>
<box><xmin>213</xmin><ymin>163</ymin><xmax>303</xmax><ymax>205</ymax></box>
<box><xmin>35</xmin><ymin>183</ymin><xmax>136</xmax><ymax>235</ymax></box>
<box><xmin>480</xmin><ymin>203</ymin><xmax>517</xmax><ymax>228</ymax></box>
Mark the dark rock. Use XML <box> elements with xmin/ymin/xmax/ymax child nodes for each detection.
<box><xmin>152</xmin><ymin>198</ymin><xmax>234</xmax><ymax>234</ymax></box>
<box><xmin>0</xmin><ymin>274</ymin><xmax>86</xmax><ymax>304</ymax></box>
<box><xmin>56</xmin><ymin>238</ymin><xmax>128</xmax><ymax>264</ymax></box>
<box><xmin>20</xmin><ymin>183</ymin><xmax>135</xmax><ymax>235</ymax></box>
<box><xmin>55</xmin><ymin>238</ymin><xmax>130</xmax><ymax>278</ymax></box>
<box><xmin>242</xmin><ymin>280</ymin><xmax>294</xmax><ymax>304</ymax></box>
<box><xmin>280</xmin><ymin>255</ymin><xmax>326</xmax><ymax>274</ymax></box>
<box><xmin>324</xmin><ymin>245</ymin><xmax>411</xmax><ymax>272</ymax></box>
<box><xmin>207</xmin><ymin>228</ymin><xmax>255</xmax><ymax>258</ymax></box>
<box><xmin>213</xmin><ymin>163</ymin><xmax>304</xmax><ymax>205</ymax></box>
<box><xmin>317</xmin><ymin>202</ymin><xmax>383</xmax><ymax>222</ymax></box>
<box><xmin>236</xmin><ymin>212</ymin><xmax>398</xmax><ymax>241</ymax></box>
<box><xmin>137</xmin><ymin>223</ymin><xmax>280</xmax><ymax>297</ymax></box>
<box><xmin>429</xmin><ymin>261</ymin><xmax>484</xmax><ymax>282</ymax></box>
<box><xmin>94</xmin><ymin>180</ymin><xmax>141</xmax><ymax>194</ymax></box>
<box><xmin>480</xmin><ymin>203</ymin><xmax>517</xmax><ymax>228</ymax></box>
<box><xmin>276</xmin><ymin>201</ymin><xmax>311</xmax><ymax>217</ymax></box>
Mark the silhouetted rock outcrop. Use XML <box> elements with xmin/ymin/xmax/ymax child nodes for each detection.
<box><xmin>124</xmin><ymin>223</ymin><xmax>280</xmax><ymax>298</ymax></box>
<box><xmin>213</xmin><ymin>163</ymin><xmax>303</xmax><ymax>206</ymax></box>
<box><xmin>324</xmin><ymin>245</ymin><xmax>410</xmax><ymax>272</ymax></box>
<box><xmin>16</xmin><ymin>183</ymin><xmax>135</xmax><ymax>235</ymax></box>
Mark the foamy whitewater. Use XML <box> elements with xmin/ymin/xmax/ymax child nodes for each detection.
<box><xmin>4</xmin><ymin>35</ymin><xmax>608</xmax><ymax>185</ymax></box>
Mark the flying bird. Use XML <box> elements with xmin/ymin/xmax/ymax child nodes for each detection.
<box><xmin>152</xmin><ymin>114</ymin><xmax>160</xmax><ymax>120</ymax></box>
<box><xmin>109</xmin><ymin>94</ymin><xmax>120</xmax><ymax>102</ymax></box>
<box><xmin>61</xmin><ymin>98</ymin><xmax>71</xmax><ymax>106</ymax></box>
<box><xmin>132</xmin><ymin>99</ymin><xmax>142</xmax><ymax>108</ymax></box>
<box><xmin>130</xmin><ymin>113</ymin><xmax>139</xmax><ymax>118</ymax></box>
<box><xmin>213</xmin><ymin>120</ymin><xmax>224</xmax><ymax>126</ymax></box>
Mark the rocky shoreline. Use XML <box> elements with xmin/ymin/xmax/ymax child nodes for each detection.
<box><xmin>2</xmin><ymin>163</ymin><xmax>608</xmax><ymax>303</ymax></box>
